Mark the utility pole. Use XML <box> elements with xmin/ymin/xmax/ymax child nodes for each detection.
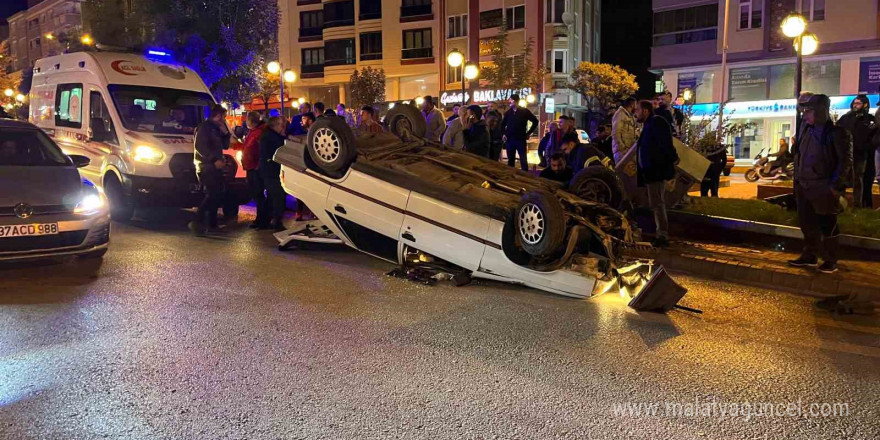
<box><xmin>717</xmin><ymin>0</ymin><xmax>731</xmax><ymax>143</ymax></box>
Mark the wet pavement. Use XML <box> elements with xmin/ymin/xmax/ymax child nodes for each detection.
<box><xmin>1</xmin><ymin>209</ymin><xmax>878</xmax><ymax>439</ymax></box>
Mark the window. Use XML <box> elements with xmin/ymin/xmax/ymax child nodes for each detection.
<box><xmin>738</xmin><ymin>0</ymin><xmax>762</xmax><ymax>30</ymax></box>
<box><xmin>325</xmin><ymin>38</ymin><xmax>356</xmax><ymax>66</ymax></box>
<box><xmin>107</xmin><ymin>85</ymin><xmax>213</xmax><ymax>134</ymax></box>
<box><xmin>653</xmin><ymin>4</ymin><xmax>719</xmax><ymax>46</ymax></box>
<box><xmin>505</xmin><ymin>5</ymin><xmax>525</xmax><ymax>30</ymax></box>
<box><xmin>402</xmin><ymin>28</ymin><xmax>432</xmax><ymax>59</ymax></box>
<box><xmin>302</xmin><ymin>47</ymin><xmax>325</xmax><ymax>74</ymax></box>
<box><xmin>448</xmin><ymin>14</ymin><xmax>467</xmax><ymax>38</ymax></box>
<box><xmin>0</xmin><ymin>128</ymin><xmax>70</xmax><ymax>167</ymax></box>
<box><xmin>401</xmin><ymin>0</ymin><xmax>431</xmax><ymax>18</ymax></box>
<box><xmin>360</xmin><ymin>32</ymin><xmax>382</xmax><ymax>61</ymax></box>
<box><xmin>55</xmin><ymin>83</ymin><xmax>83</xmax><ymax>128</ymax></box>
<box><xmin>359</xmin><ymin>0</ymin><xmax>381</xmax><ymax>20</ymax></box>
<box><xmin>324</xmin><ymin>0</ymin><xmax>354</xmax><ymax>28</ymax></box>
<box><xmin>89</xmin><ymin>92</ymin><xmax>118</xmax><ymax>145</ymax></box>
<box><xmin>30</xmin><ymin>38</ymin><xmax>41</xmax><ymax>49</ymax></box>
<box><xmin>546</xmin><ymin>0</ymin><xmax>565</xmax><ymax>23</ymax></box>
<box><xmin>480</xmin><ymin>9</ymin><xmax>503</xmax><ymax>29</ymax></box>
<box><xmin>300</xmin><ymin>10</ymin><xmax>323</xmax><ymax>38</ymax></box>
<box><xmin>546</xmin><ymin>49</ymin><xmax>567</xmax><ymax>73</ymax></box>
<box><xmin>448</xmin><ymin>64</ymin><xmax>462</xmax><ymax>83</ymax></box>
<box><xmin>803</xmin><ymin>0</ymin><xmax>825</xmax><ymax>21</ymax></box>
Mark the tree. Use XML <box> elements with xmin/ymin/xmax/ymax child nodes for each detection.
<box><xmin>568</xmin><ymin>62</ymin><xmax>638</xmax><ymax>116</ymax></box>
<box><xmin>255</xmin><ymin>70</ymin><xmax>281</xmax><ymax>114</ymax></box>
<box><xmin>0</xmin><ymin>41</ymin><xmax>17</xmax><ymax>93</ymax></box>
<box><xmin>481</xmin><ymin>23</ymin><xmax>549</xmax><ymax>93</ymax></box>
<box><xmin>349</xmin><ymin>67</ymin><xmax>386</xmax><ymax>110</ymax></box>
<box><xmin>680</xmin><ymin>102</ymin><xmax>755</xmax><ymax>157</ymax></box>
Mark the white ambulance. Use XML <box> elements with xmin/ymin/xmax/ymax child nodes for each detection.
<box><xmin>30</xmin><ymin>51</ymin><xmax>249</xmax><ymax>221</ymax></box>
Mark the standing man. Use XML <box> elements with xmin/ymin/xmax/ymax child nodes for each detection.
<box><xmin>837</xmin><ymin>94</ymin><xmax>878</xmax><ymax>208</ymax></box>
<box><xmin>359</xmin><ymin>106</ymin><xmax>383</xmax><ymax>134</ymax></box>
<box><xmin>538</xmin><ymin>122</ymin><xmax>559</xmax><ymax>167</ymax></box>
<box><xmin>486</xmin><ymin>108</ymin><xmax>504</xmax><ymax>161</ymax></box>
<box><xmin>635</xmin><ymin>100</ymin><xmax>678</xmax><ymax>248</ymax></box>
<box><xmin>612</xmin><ymin>97</ymin><xmax>638</xmax><ymax>164</ymax></box>
<box><xmin>337</xmin><ymin>103</ymin><xmax>356</xmax><ymax>127</ymax></box>
<box><xmin>460</xmin><ymin>105</ymin><xmax>490</xmax><ymax>157</ymax></box>
<box><xmin>421</xmin><ymin>96</ymin><xmax>445</xmax><ymax>142</ymax></box>
<box><xmin>285</xmin><ymin>102</ymin><xmax>312</xmax><ymax>137</ymax></box>
<box><xmin>442</xmin><ymin>110</ymin><xmax>464</xmax><ymax>149</ymax></box>
<box><xmin>789</xmin><ymin>94</ymin><xmax>853</xmax><ymax>273</ymax></box>
<box><xmin>501</xmin><ymin>94</ymin><xmax>539</xmax><ymax>171</ymax></box>
<box><xmin>313</xmin><ymin>102</ymin><xmax>326</xmax><ymax>118</ymax></box>
<box><xmin>189</xmin><ymin>104</ymin><xmax>231</xmax><ymax>235</ymax></box>
<box><xmin>259</xmin><ymin>117</ymin><xmax>289</xmax><ymax>232</ymax></box>
<box><xmin>447</xmin><ymin>104</ymin><xmax>461</xmax><ymax>123</ymax></box>
<box><xmin>239</xmin><ymin>111</ymin><xmax>270</xmax><ymax>229</ymax></box>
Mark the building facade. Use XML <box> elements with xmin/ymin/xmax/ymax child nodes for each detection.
<box><xmin>7</xmin><ymin>0</ymin><xmax>83</xmax><ymax>73</ymax></box>
<box><xmin>278</xmin><ymin>0</ymin><xmax>600</xmax><ymax>118</ymax></box>
<box><xmin>652</xmin><ymin>0</ymin><xmax>880</xmax><ymax>163</ymax></box>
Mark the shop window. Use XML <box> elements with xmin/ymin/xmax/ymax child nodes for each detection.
<box><xmin>677</xmin><ymin>71</ymin><xmax>715</xmax><ymax>104</ymax></box>
<box><xmin>359</xmin><ymin>32</ymin><xmax>382</xmax><ymax>61</ymax></box>
<box><xmin>55</xmin><ymin>83</ymin><xmax>83</xmax><ymax>128</ymax></box>
<box><xmin>546</xmin><ymin>0</ymin><xmax>565</xmax><ymax>24</ymax></box>
<box><xmin>769</xmin><ymin>64</ymin><xmax>796</xmax><ymax>100</ymax></box>
<box><xmin>653</xmin><ymin>4</ymin><xmax>718</xmax><ymax>46</ymax></box>
<box><xmin>729</xmin><ymin>66</ymin><xmax>769</xmax><ymax>102</ymax></box>
<box><xmin>480</xmin><ymin>9</ymin><xmax>503</xmax><ymax>30</ymax></box>
<box><xmin>505</xmin><ymin>5</ymin><xmax>525</xmax><ymax>30</ymax></box>
<box><xmin>402</xmin><ymin>28</ymin><xmax>432</xmax><ymax>59</ymax></box>
<box><xmin>738</xmin><ymin>0</ymin><xmax>762</xmax><ymax>30</ymax></box>
<box><xmin>448</xmin><ymin>14</ymin><xmax>467</xmax><ymax>38</ymax></box>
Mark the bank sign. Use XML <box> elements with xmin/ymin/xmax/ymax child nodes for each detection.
<box><xmin>440</xmin><ymin>88</ymin><xmax>531</xmax><ymax>105</ymax></box>
<box><xmin>687</xmin><ymin>94</ymin><xmax>880</xmax><ymax>119</ymax></box>
<box><xmin>859</xmin><ymin>57</ymin><xmax>880</xmax><ymax>94</ymax></box>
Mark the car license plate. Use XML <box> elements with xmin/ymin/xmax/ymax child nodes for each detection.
<box><xmin>0</xmin><ymin>223</ymin><xmax>59</xmax><ymax>238</ymax></box>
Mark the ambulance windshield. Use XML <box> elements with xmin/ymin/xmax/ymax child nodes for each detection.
<box><xmin>108</xmin><ymin>85</ymin><xmax>214</xmax><ymax>135</ymax></box>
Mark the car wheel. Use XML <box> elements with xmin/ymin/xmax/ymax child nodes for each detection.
<box><xmin>722</xmin><ymin>168</ymin><xmax>731</xmax><ymax>176</ymax></box>
<box><xmin>104</xmin><ymin>175</ymin><xmax>134</xmax><ymax>221</ymax></box>
<box><xmin>307</xmin><ymin>117</ymin><xmax>357</xmax><ymax>173</ymax></box>
<box><xmin>385</xmin><ymin>104</ymin><xmax>427</xmax><ymax>139</ymax></box>
<box><xmin>222</xmin><ymin>201</ymin><xmax>240</xmax><ymax>220</ymax></box>
<box><xmin>516</xmin><ymin>191</ymin><xmax>566</xmax><ymax>258</ymax></box>
<box><xmin>569</xmin><ymin>166</ymin><xmax>625</xmax><ymax>210</ymax></box>
<box><xmin>744</xmin><ymin>169</ymin><xmax>760</xmax><ymax>182</ymax></box>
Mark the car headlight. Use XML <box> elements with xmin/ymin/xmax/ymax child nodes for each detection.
<box><xmin>133</xmin><ymin>145</ymin><xmax>166</xmax><ymax>164</ymax></box>
<box><xmin>74</xmin><ymin>190</ymin><xmax>106</xmax><ymax>215</ymax></box>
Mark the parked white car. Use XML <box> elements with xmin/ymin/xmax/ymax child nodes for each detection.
<box><xmin>273</xmin><ymin>106</ymin><xmax>686</xmax><ymax>311</ymax></box>
<box><xmin>0</xmin><ymin>118</ymin><xmax>110</xmax><ymax>260</ymax></box>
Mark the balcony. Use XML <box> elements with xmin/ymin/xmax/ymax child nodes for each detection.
<box><xmin>301</xmin><ymin>64</ymin><xmax>324</xmax><ymax>78</ymax></box>
<box><xmin>400</xmin><ymin>3</ymin><xmax>432</xmax><ymax>22</ymax></box>
<box><xmin>401</xmin><ymin>47</ymin><xmax>432</xmax><ymax>60</ymax></box>
<box><xmin>299</xmin><ymin>27</ymin><xmax>322</xmax><ymax>42</ymax></box>
<box><xmin>324</xmin><ymin>0</ymin><xmax>355</xmax><ymax>28</ymax></box>
<box><xmin>359</xmin><ymin>0</ymin><xmax>381</xmax><ymax>20</ymax></box>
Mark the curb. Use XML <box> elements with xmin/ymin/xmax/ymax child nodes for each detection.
<box><xmin>656</xmin><ymin>249</ymin><xmax>880</xmax><ymax>302</ymax></box>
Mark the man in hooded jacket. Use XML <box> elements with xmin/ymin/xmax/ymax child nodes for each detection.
<box><xmin>837</xmin><ymin>94</ymin><xmax>878</xmax><ymax>208</ymax></box>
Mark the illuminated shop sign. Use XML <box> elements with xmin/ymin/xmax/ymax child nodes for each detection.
<box><xmin>440</xmin><ymin>87</ymin><xmax>532</xmax><ymax>105</ymax></box>
<box><xmin>686</xmin><ymin>94</ymin><xmax>880</xmax><ymax>119</ymax></box>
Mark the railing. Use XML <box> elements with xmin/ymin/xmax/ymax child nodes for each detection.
<box><xmin>359</xmin><ymin>11</ymin><xmax>381</xmax><ymax>20</ymax></box>
<box><xmin>400</xmin><ymin>4</ymin><xmax>432</xmax><ymax>18</ymax></box>
<box><xmin>401</xmin><ymin>47</ymin><xmax>432</xmax><ymax>59</ymax></box>
<box><xmin>360</xmin><ymin>52</ymin><xmax>382</xmax><ymax>61</ymax></box>
<box><xmin>299</xmin><ymin>27</ymin><xmax>322</xmax><ymax>38</ymax></box>
<box><xmin>324</xmin><ymin>57</ymin><xmax>355</xmax><ymax>67</ymax></box>
<box><xmin>325</xmin><ymin>17</ymin><xmax>355</xmax><ymax>27</ymax></box>
<box><xmin>302</xmin><ymin>64</ymin><xmax>324</xmax><ymax>74</ymax></box>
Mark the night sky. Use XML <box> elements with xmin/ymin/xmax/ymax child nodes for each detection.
<box><xmin>601</xmin><ymin>0</ymin><xmax>655</xmax><ymax>98</ymax></box>
<box><xmin>1</xmin><ymin>0</ymin><xmax>28</xmax><ymax>23</ymax></box>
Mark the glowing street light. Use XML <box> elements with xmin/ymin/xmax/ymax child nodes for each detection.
<box><xmin>526</xmin><ymin>94</ymin><xmax>536</xmax><ymax>104</ymax></box>
<box><xmin>780</xmin><ymin>12</ymin><xmax>818</xmax><ymax>147</ymax></box>
<box><xmin>4</xmin><ymin>89</ymin><xmax>13</xmax><ymax>98</ymax></box>
<box><xmin>682</xmin><ymin>88</ymin><xmax>694</xmax><ymax>102</ymax></box>
<box><xmin>415</xmin><ymin>96</ymin><xmax>425</xmax><ymax>106</ymax></box>
<box><xmin>267</xmin><ymin>61</ymin><xmax>281</xmax><ymax>75</ymax></box>
<box><xmin>283</xmin><ymin>70</ymin><xmax>296</xmax><ymax>83</ymax></box>
<box><xmin>446</xmin><ymin>49</ymin><xmax>464</xmax><ymax>68</ymax></box>
<box><xmin>15</xmin><ymin>94</ymin><xmax>26</xmax><ymax>103</ymax></box>
<box><xmin>781</xmin><ymin>13</ymin><xmax>807</xmax><ymax>38</ymax></box>
<box><xmin>80</xmin><ymin>34</ymin><xmax>93</xmax><ymax>46</ymax></box>
<box><xmin>266</xmin><ymin>61</ymin><xmax>297</xmax><ymax>116</ymax></box>
<box><xmin>464</xmin><ymin>63</ymin><xmax>479</xmax><ymax>81</ymax></box>
<box><xmin>447</xmin><ymin>49</ymin><xmax>479</xmax><ymax>105</ymax></box>
<box><xmin>44</xmin><ymin>33</ymin><xmax>54</xmax><ymax>40</ymax></box>
<box><xmin>298</xmin><ymin>97</ymin><xmax>306</xmax><ymax>105</ymax></box>
<box><xmin>795</xmin><ymin>32</ymin><xmax>819</xmax><ymax>56</ymax></box>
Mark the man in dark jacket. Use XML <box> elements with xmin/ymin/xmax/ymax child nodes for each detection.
<box><xmin>238</xmin><ymin>111</ymin><xmax>270</xmax><ymax>229</ymax></box>
<box><xmin>190</xmin><ymin>104</ymin><xmax>231</xmax><ymax>235</ymax></box>
<box><xmin>789</xmin><ymin>94</ymin><xmax>853</xmax><ymax>273</ymax></box>
<box><xmin>486</xmin><ymin>108</ymin><xmax>504</xmax><ymax>161</ymax></box>
<box><xmin>538</xmin><ymin>122</ymin><xmax>559</xmax><ymax>167</ymax></box>
<box><xmin>259</xmin><ymin>117</ymin><xmax>288</xmax><ymax>231</ymax></box>
<box><xmin>837</xmin><ymin>94</ymin><xmax>878</xmax><ymax>208</ymax></box>
<box><xmin>635</xmin><ymin>100</ymin><xmax>679</xmax><ymax>247</ymax></box>
<box><xmin>539</xmin><ymin>153</ymin><xmax>574</xmax><ymax>185</ymax></box>
<box><xmin>501</xmin><ymin>94</ymin><xmax>539</xmax><ymax>171</ymax></box>
<box><xmin>461</xmin><ymin>105</ymin><xmax>490</xmax><ymax>157</ymax></box>
<box><xmin>285</xmin><ymin>102</ymin><xmax>312</xmax><ymax>137</ymax></box>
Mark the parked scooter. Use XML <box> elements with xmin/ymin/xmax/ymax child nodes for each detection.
<box><xmin>744</xmin><ymin>147</ymin><xmax>794</xmax><ymax>182</ymax></box>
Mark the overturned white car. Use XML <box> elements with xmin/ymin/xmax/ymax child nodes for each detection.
<box><xmin>273</xmin><ymin>106</ymin><xmax>686</xmax><ymax>312</ymax></box>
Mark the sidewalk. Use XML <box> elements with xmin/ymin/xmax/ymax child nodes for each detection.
<box><xmin>655</xmin><ymin>240</ymin><xmax>880</xmax><ymax>303</ymax></box>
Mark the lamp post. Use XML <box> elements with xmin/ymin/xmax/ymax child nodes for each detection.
<box><xmin>781</xmin><ymin>13</ymin><xmax>818</xmax><ymax>143</ymax></box>
<box><xmin>447</xmin><ymin>49</ymin><xmax>479</xmax><ymax>106</ymax></box>
<box><xmin>267</xmin><ymin>61</ymin><xmax>297</xmax><ymax>118</ymax></box>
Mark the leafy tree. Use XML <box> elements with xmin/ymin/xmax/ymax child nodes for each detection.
<box><xmin>568</xmin><ymin>62</ymin><xmax>638</xmax><ymax>115</ymax></box>
<box><xmin>680</xmin><ymin>102</ymin><xmax>755</xmax><ymax>156</ymax></box>
<box><xmin>349</xmin><ymin>67</ymin><xmax>386</xmax><ymax>110</ymax></box>
<box><xmin>481</xmin><ymin>23</ymin><xmax>548</xmax><ymax>92</ymax></box>
<box><xmin>0</xmin><ymin>41</ymin><xmax>17</xmax><ymax>93</ymax></box>
<box><xmin>254</xmin><ymin>70</ymin><xmax>281</xmax><ymax>114</ymax></box>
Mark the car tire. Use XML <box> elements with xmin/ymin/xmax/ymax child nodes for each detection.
<box><xmin>384</xmin><ymin>104</ymin><xmax>427</xmax><ymax>139</ymax></box>
<box><xmin>569</xmin><ymin>166</ymin><xmax>625</xmax><ymax>210</ymax></box>
<box><xmin>744</xmin><ymin>169</ymin><xmax>760</xmax><ymax>182</ymax></box>
<box><xmin>307</xmin><ymin>116</ymin><xmax>357</xmax><ymax>173</ymax></box>
<box><xmin>722</xmin><ymin>168</ymin><xmax>731</xmax><ymax>176</ymax></box>
<box><xmin>516</xmin><ymin>191</ymin><xmax>566</xmax><ymax>258</ymax></box>
<box><xmin>104</xmin><ymin>175</ymin><xmax>134</xmax><ymax>221</ymax></box>
<box><xmin>79</xmin><ymin>248</ymin><xmax>108</xmax><ymax>259</ymax></box>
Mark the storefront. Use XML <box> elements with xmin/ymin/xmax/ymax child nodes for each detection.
<box><xmin>686</xmin><ymin>94</ymin><xmax>879</xmax><ymax>164</ymax></box>
<box><xmin>399</xmin><ymin>74</ymin><xmax>439</xmax><ymax>103</ymax></box>
<box><xmin>438</xmin><ymin>87</ymin><xmax>533</xmax><ymax>109</ymax></box>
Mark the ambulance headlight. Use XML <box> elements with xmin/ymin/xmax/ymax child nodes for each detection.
<box><xmin>133</xmin><ymin>145</ymin><xmax>166</xmax><ymax>164</ymax></box>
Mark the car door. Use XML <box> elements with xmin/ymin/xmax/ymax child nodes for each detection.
<box><xmin>325</xmin><ymin>171</ymin><xmax>410</xmax><ymax>263</ymax></box>
<box><xmin>400</xmin><ymin>192</ymin><xmax>491</xmax><ymax>272</ymax></box>
<box><xmin>80</xmin><ymin>89</ymin><xmax>120</xmax><ymax>179</ymax></box>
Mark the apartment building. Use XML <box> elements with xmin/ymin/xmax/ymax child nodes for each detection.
<box><xmin>279</xmin><ymin>0</ymin><xmax>600</xmax><ymax>117</ymax></box>
<box><xmin>6</xmin><ymin>0</ymin><xmax>83</xmax><ymax>73</ymax></box>
<box><xmin>652</xmin><ymin>0</ymin><xmax>880</xmax><ymax>162</ymax></box>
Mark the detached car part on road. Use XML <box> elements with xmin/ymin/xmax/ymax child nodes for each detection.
<box><xmin>0</xmin><ymin>119</ymin><xmax>110</xmax><ymax>260</ymax></box>
<box><xmin>273</xmin><ymin>106</ymin><xmax>687</xmax><ymax>311</ymax></box>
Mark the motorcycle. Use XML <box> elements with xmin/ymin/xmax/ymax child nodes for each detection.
<box><xmin>744</xmin><ymin>147</ymin><xmax>794</xmax><ymax>182</ymax></box>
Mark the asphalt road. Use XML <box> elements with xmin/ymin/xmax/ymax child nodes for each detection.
<box><xmin>1</xmin><ymin>209</ymin><xmax>878</xmax><ymax>440</ymax></box>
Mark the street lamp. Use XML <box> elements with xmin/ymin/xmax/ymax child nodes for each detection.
<box><xmin>4</xmin><ymin>89</ymin><xmax>13</xmax><ymax>98</ymax></box>
<box><xmin>266</xmin><ymin>61</ymin><xmax>296</xmax><ymax>117</ymax></box>
<box><xmin>780</xmin><ymin>13</ymin><xmax>818</xmax><ymax>143</ymax></box>
<box><xmin>80</xmin><ymin>34</ymin><xmax>93</xmax><ymax>46</ymax></box>
<box><xmin>447</xmin><ymin>49</ymin><xmax>479</xmax><ymax>106</ymax></box>
<box><xmin>15</xmin><ymin>94</ymin><xmax>25</xmax><ymax>103</ymax></box>
<box><xmin>682</xmin><ymin>88</ymin><xmax>694</xmax><ymax>103</ymax></box>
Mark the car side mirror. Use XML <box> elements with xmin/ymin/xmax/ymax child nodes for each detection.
<box><xmin>69</xmin><ymin>154</ymin><xmax>90</xmax><ymax>168</ymax></box>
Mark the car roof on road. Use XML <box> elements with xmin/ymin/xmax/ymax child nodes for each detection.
<box><xmin>0</xmin><ymin>118</ymin><xmax>39</xmax><ymax>130</ymax></box>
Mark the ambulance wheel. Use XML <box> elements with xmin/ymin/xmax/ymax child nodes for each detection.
<box><xmin>307</xmin><ymin>116</ymin><xmax>357</xmax><ymax>173</ymax></box>
<box><xmin>104</xmin><ymin>175</ymin><xmax>134</xmax><ymax>221</ymax></box>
